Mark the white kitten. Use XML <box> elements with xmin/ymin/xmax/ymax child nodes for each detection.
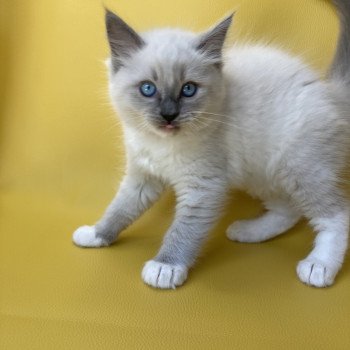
<box><xmin>73</xmin><ymin>1</ymin><xmax>350</xmax><ymax>289</ymax></box>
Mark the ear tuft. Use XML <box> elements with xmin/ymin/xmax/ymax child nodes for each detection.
<box><xmin>105</xmin><ymin>9</ymin><xmax>145</xmax><ymax>71</ymax></box>
<box><xmin>196</xmin><ymin>13</ymin><xmax>234</xmax><ymax>61</ymax></box>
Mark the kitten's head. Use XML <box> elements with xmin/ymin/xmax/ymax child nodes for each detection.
<box><xmin>105</xmin><ymin>10</ymin><xmax>233</xmax><ymax>137</ymax></box>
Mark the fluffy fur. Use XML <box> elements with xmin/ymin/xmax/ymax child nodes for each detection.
<box><xmin>73</xmin><ymin>1</ymin><xmax>350</xmax><ymax>289</ymax></box>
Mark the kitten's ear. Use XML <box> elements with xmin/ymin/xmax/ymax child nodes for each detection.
<box><xmin>196</xmin><ymin>14</ymin><xmax>234</xmax><ymax>61</ymax></box>
<box><xmin>105</xmin><ymin>9</ymin><xmax>145</xmax><ymax>71</ymax></box>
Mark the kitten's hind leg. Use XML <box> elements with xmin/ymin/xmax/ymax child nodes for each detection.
<box><xmin>297</xmin><ymin>208</ymin><xmax>349</xmax><ymax>287</ymax></box>
<box><xmin>226</xmin><ymin>199</ymin><xmax>300</xmax><ymax>243</ymax></box>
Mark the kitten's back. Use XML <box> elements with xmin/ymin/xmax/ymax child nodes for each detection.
<box><xmin>222</xmin><ymin>44</ymin><xmax>348</xmax><ymax>195</ymax></box>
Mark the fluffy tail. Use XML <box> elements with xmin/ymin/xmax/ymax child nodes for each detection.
<box><xmin>328</xmin><ymin>0</ymin><xmax>350</xmax><ymax>84</ymax></box>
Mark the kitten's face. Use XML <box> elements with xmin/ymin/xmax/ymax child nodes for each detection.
<box><xmin>106</xmin><ymin>11</ymin><xmax>232</xmax><ymax>137</ymax></box>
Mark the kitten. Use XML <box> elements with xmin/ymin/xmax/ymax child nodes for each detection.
<box><xmin>73</xmin><ymin>0</ymin><xmax>350</xmax><ymax>289</ymax></box>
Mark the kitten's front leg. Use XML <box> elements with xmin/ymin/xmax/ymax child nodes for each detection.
<box><xmin>142</xmin><ymin>180</ymin><xmax>227</xmax><ymax>289</ymax></box>
<box><xmin>73</xmin><ymin>171</ymin><xmax>164</xmax><ymax>247</ymax></box>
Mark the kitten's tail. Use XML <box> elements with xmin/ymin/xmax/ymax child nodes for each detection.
<box><xmin>328</xmin><ymin>0</ymin><xmax>350</xmax><ymax>85</ymax></box>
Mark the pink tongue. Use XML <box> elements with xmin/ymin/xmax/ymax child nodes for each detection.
<box><xmin>165</xmin><ymin>124</ymin><xmax>175</xmax><ymax>129</ymax></box>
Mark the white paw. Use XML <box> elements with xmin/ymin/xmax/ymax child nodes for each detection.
<box><xmin>226</xmin><ymin>220</ymin><xmax>260</xmax><ymax>243</ymax></box>
<box><xmin>296</xmin><ymin>259</ymin><xmax>338</xmax><ymax>287</ymax></box>
<box><xmin>141</xmin><ymin>260</ymin><xmax>188</xmax><ymax>289</ymax></box>
<box><xmin>72</xmin><ymin>225</ymin><xmax>109</xmax><ymax>248</ymax></box>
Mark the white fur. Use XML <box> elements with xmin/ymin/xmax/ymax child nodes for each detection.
<box><xmin>142</xmin><ymin>260</ymin><xmax>188</xmax><ymax>289</ymax></box>
<box><xmin>73</xmin><ymin>226</ymin><xmax>108</xmax><ymax>247</ymax></box>
<box><xmin>226</xmin><ymin>199</ymin><xmax>301</xmax><ymax>242</ymax></box>
<box><xmin>74</xmin><ymin>9</ymin><xmax>350</xmax><ymax>289</ymax></box>
<box><xmin>297</xmin><ymin>210</ymin><xmax>349</xmax><ymax>287</ymax></box>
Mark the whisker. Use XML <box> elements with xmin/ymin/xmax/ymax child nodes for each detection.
<box><xmin>191</xmin><ymin>110</ymin><xmax>233</xmax><ymax>119</ymax></box>
<box><xmin>192</xmin><ymin>114</ymin><xmax>246</xmax><ymax>131</ymax></box>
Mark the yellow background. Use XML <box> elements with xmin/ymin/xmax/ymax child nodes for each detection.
<box><xmin>1</xmin><ymin>0</ymin><xmax>349</xmax><ymax>348</ymax></box>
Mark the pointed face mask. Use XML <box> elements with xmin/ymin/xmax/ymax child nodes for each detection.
<box><xmin>105</xmin><ymin>9</ymin><xmax>234</xmax><ymax>136</ymax></box>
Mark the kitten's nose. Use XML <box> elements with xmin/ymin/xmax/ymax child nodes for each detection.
<box><xmin>161</xmin><ymin>112</ymin><xmax>179</xmax><ymax>122</ymax></box>
<box><xmin>160</xmin><ymin>96</ymin><xmax>179</xmax><ymax>122</ymax></box>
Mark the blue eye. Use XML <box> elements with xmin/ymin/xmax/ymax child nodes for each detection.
<box><xmin>140</xmin><ymin>81</ymin><xmax>157</xmax><ymax>97</ymax></box>
<box><xmin>181</xmin><ymin>82</ymin><xmax>197</xmax><ymax>97</ymax></box>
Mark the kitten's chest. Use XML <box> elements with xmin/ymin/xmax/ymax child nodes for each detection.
<box><xmin>129</xmin><ymin>141</ymin><xmax>192</xmax><ymax>180</ymax></box>
<box><xmin>136</xmin><ymin>148</ymin><xmax>172</xmax><ymax>176</ymax></box>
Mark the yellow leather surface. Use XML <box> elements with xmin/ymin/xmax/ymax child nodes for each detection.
<box><xmin>1</xmin><ymin>0</ymin><xmax>350</xmax><ymax>348</ymax></box>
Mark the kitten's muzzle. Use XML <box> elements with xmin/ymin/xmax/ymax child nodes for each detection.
<box><xmin>160</xmin><ymin>96</ymin><xmax>180</xmax><ymax>122</ymax></box>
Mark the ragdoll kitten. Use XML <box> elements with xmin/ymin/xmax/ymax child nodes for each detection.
<box><xmin>73</xmin><ymin>0</ymin><xmax>350</xmax><ymax>289</ymax></box>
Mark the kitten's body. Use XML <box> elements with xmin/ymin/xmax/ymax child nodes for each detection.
<box><xmin>73</xmin><ymin>1</ymin><xmax>350</xmax><ymax>289</ymax></box>
<box><xmin>225</xmin><ymin>46</ymin><xmax>349</xmax><ymax>197</ymax></box>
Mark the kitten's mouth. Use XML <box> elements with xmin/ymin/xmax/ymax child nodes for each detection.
<box><xmin>159</xmin><ymin>122</ymin><xmax>180</xmax><ymax>133</ymax></box>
